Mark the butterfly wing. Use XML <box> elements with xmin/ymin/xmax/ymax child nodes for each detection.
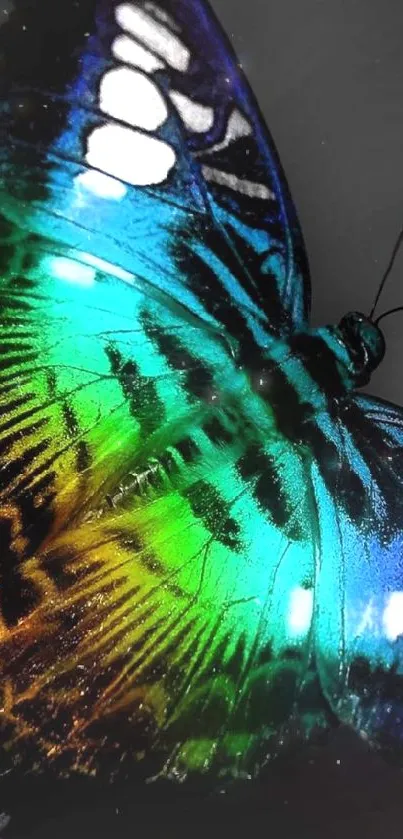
<box><xmin>0</xmin><ymin>0</ymin><xmax>316</xmax><ymax>782</ymax></box>
<box><xmin>0</xmin><ymin>0</ymin><xmax>310</xmax><ymax>350</ymax></box>
<box><xmin>313</xmin><ymin>393</ymin><xmax>403</xmax><ymax>759</ymax></box>
<box><xmin>0</xmin><ymin>239</ymin><xmax>320</xmax><ymax>779</ymax></box>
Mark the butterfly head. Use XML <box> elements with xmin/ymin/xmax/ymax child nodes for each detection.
<box><xmin>337</xmin><ymin>311</ymin><xmax>386</xmax><ymax>387</ymax></box>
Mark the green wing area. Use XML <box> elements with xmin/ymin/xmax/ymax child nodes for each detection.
<box><xmin>0</xmin><ymin>229</ymin><xmax>318</xmax><ymax>780</ymax></box>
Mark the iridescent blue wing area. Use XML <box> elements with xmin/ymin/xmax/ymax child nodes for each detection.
<box><xmin>312</xmin><ymin>393</ymin><xmax>403</xmax><ymax>759</ymax></box>
<box><xmin>0</xmin><ymin>0</ymin><xmax>310</xmax><ymax>349</ymax></box>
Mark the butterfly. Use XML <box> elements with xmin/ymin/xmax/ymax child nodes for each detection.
<box><xmin>0</xmin><ymin>0</ymin><xmax>402</xmax><ymax>786</ymax></box>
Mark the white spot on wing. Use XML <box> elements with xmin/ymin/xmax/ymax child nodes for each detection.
<box><xmin>202</xmin><ymin>165</ymin><xmax>275</xmax><ymax>200</ymax></box>
<box><xmin>355</xmin><ymin>598</ymin><xmax>375</xmax><ymax>637</ymax></box>
<box><xmin>48</xmin><ymin>256</ymin><xmax>96</xmax><ymax>287</ymax></box>
<box><xmin>112</xmin><ymin>34</ymin><xmax>164</xmax><ymax>72</ymax></box>
<box><xmin>227</xmin><ymin>109</ymin><xmax>252</xmax><ymax>141</ymax></box>
<box><xmin>383</xmin><ymin>591</ymin><xmax>403</xmax><ymax>641</ymax></box>
<box><xmin>144</xmin><ymin>2</ymin><xmax>180</xmax><ymax>31</ymax></box>
<box><xmin>116</xmin><ymin>3</ymin><xmax>190</xmax><ymax>71</ymax></box>
<box><xmin>195</xmin><ymin>109</ymin><xmax>252</xmax><ymax>157</ymax></box>
<box><xmin>76</xmin><ymin>252</ymin><xmax>135</xmax><ymax>283</ymax></box>
<box><xmin>86</xmin><ymin>123</ymin><xmax>175</xmax><ymax>186</ymax></box>
<box><xmin>287</xmin><ymin>587</ymin><xmax>313</xmax><ymax>637</ymax></box>
<box><xmin>100</xmin><ymin>67</ymin><xmax>168</xmax><ymax>131</ymax></box>
<box><xmin>169</xmin><ymin>90</ymin><xmax>214</xmax><ymax>133</ymax></box>
<box><xmin>75</xmin><ymin>170</ymin><xmax>127</xmax><ymax>200</ymax></box>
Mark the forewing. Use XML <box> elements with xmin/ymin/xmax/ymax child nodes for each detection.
<box><xmin>313</xmin><ymin>394</ymin><xmax>403</xmax><ymax>760</ymax></box>
<box><xmin>0</xmin><ymin>0</ymin><xmax>310</xmax><ymax>348</ymax></box>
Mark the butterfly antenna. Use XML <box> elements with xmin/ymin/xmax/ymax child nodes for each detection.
<box><xmin>369</xmin><ymin>224</ymin><xmax>403</xmax><ymax>321</ymax></box>
<box><xmin>374</xmin><ymin>305</ymin><xmax>403</xmax><ymax>327</ymax></box>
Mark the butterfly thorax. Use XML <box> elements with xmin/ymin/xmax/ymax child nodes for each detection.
<box><xmin>245</xmin><ymin>311</ymin><xmax>384</xmax><ymax>399</ymax></box>
<box><xmin>239</xmin><ymin>312</ymin><xmax>385</xmax><ymax>451</ymax></box>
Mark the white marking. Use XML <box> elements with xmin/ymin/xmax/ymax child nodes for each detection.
<box><xmin>169</xmin><ymin>90</ymin><xmax>214</xmax><ymax>133</ymax></box>
<box><xmin>383</xmin><ymin>592</ymin><xmax>403</xmax><ymax>641</ymax></box>
<box><xmin>144</xmin><ymin>2</ymin><xmax>180</xmax><ymax>31</ymax></box>
<box><xmin>112</xmin><ymin>34</ymin><xmax>164</xmax><ymax>72</ymax></box>
<box><xmin>86</xmin><ymin>123</ymin><xmax>175</xmax><ymax>186</ymax></box>
<box><xmin>75</xmin><ymin>170</ymin><xmax>127</xmax><ymax>200</ymax></box>
<box><xmin>355</xmin><ymin>598</ymin><xmax>376</xmax><ymax>637</ymax></box>
<box><xmin>75</xmin><ymin>252</ymin><xmax>135</xmax><ymax>283</ymax></box>
<box><xmin>195</xmin><ymin>109</ymin><xmax>252</xmax><ymax>158</ymax></box>
<box><xmin>48</xmin><ymin>256</ymin><xmax>96</xmax><ymax>287</ymax></box>
<box><xmin>227</xmin><ymin>109</ymin><xmax>253</xmax><ymax>140</ymax></box>
<box><xmin>56</xmin><ymin>249</ymin><xmax>138</xmax><ymax>285</ymax></box>
<box><xmin>202</xmin><ymin>165</ymin><xmax>275</xmax><ymax>200</ymax></box>
<box><xmin>287</xmin><ymin>587</ymin><xmax>313</xmax><ymax>637</ymax></box>
<box><xmin>100</xmin><ymin>67</ymin><xmax>168</xmax><ymax>131</ymax></box>
<box><xmin>116</xmin><ymin>3</ymin><xmax>190</xmax><ymax>72</ymax></box>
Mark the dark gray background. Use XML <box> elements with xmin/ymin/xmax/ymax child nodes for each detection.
<box><xmin>2</xmin><ymin>1</ymin><xmax>403</xmax><ymax>837</ymax></box>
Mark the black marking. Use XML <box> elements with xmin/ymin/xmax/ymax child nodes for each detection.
<box><xmin>5</xmin><ymin>450</ymin><xmax>55</xmax><ymax>500</ymax></box>
<box><xmin>237</xmin><ymin>443</ymin><xmax>269</xmax><ymax>481</ymax></box>
<box><xmin>337</xmin><ymin>465</ymin><xmax>368</xmax><ymax>521</ymax></box>
<box><xmin>0</xmin><ymin>515</ymin><xmax>41</xmax><ymax>626</ymax></box>
<box><xmin>0</xmin><ymin>426</ymin><xmax>48</xmax><ymax>485</ymax></box>
<box><xmin>0</xmin><ymin>400</ymin><xmax>39</xmax><ymax>436</ymax></box>
<box><xmin>76</xmin><ymin>440</ymin><xmax>91</xmax><ymax>473</ymax></box>
<box><xmin>237</xmin><ymin>443</ymin><xmax>291</xmax><ymax>529</ymax></box>
<box><xmin>62</xmin><ymin>402</ymin><xmax>79</xmax><ymax>437</ymax></box>
<box><xmin>60</xmin><ymin>402</ymin><xmax>92</xmax><ymax>473</ymax></box>
<box><xmin>305</xmin><ymin>420</ymin><xmax>367</xmax><ymax>521</ymax></box>
<box><xmin>174</xmin><ymin>436</ymin><xmax>200</xmax><ymax>463</ymax></box>
<box><xmin>242</xmin><ymin>356</ymin><xmax>367</xmax><ymax>523</ymax></box>
<box><xmin>349</xmin><ymin>656</ymin><xmax>403</xmax><ymax>705</ymax></box>
<box><xmin>41</xmin><ymin>548</ymin><xmax>86</xmax><ymax>592</ymax></box>
<box><xmin>203</xmin><ymin>415</ymin><xmax>233</xmax><ymax>445</ymax></box>
<box><xmin>46</xmin><ymin>367</ymin><xmax>57</xmax><ymax>397</ymax></box>
<box><xmin>256</xmin><ymin>641</ymin><xmax>273</xmax><ymax>667</ymax></box>
<box><xmin>105</xmin><ymin>343</ymin><xmax>165</xmax><ymax>434</ymax></box>
<box><xmin>0</xmin><ymin>214</ymin><xmax>16</xmax><ymax>240</ymax></box>
<box><xmin>263</xmin><ymin>365</ymin><xmax>311</xmax><ymax>442</ymax></box>
<box><xmin>341</xmin><ymin>400</ymin><xmax>403</xmax><ymax>532</ymax></box>
<box><xmin>0</xmin><ymin>351</ymin><xmax>37</xmax><ymax>372</ymax></box>
<box><xmin>172</xmin><ymin>233</ymin><xmax>260</xmax><ymax>347</ymax></box>
<box><xmin>0</xmin><ymin>245</ymin><xmax>17</xmax><ymax>277</ymax></box>
<box><xmin>292</xmin><ymin>333</ymin><xmax>345</xmax><ymax>394</ymax></box>
<box><xmin>254</xmin><ymin>468</ymin><xmax>288</xmax><ymax>527</ymax></box>
<box><xmin>115</xmin><ymin>531</ymin><xmax>183</xmax><ymax>598</ymax></box>
<box><xmin>17</xmin><ymin>485</ymin><xmax>54</xmax><ymax>552</ymax></box>
<box><xmin>140</xmin><ymin>317</ymin><xmax>215</xmax><ymax>401</ymax></box>
<box><xmin>0</xmin><ymin>389</ymin><xmax>35</xmax><ymax>413</ymax></box>
<box><xmin>0</xmin><ymin>438</ymin><xmax>50</xmax><ymax>487</ymax></box>
<box><xmin>224</xmin><ymin>634</ymin><xmax>248</xmax><ymax>679</ymax></box>
<box><xmin>159</xmin><ymin>450</ymin><xmax>180</xmax><ymax>476</ymax></box>
<box><xmin>0</xmin><ymin>341</ymin><xmax>33</xmax><ymax>356</ymax></box>
<box><xmin>141</xmin><ymin>327</ymin><xmax>195</xmax><ymax>372</ymax></box>
<box><xmin>139</xmin><ymin>552</ymin><xmax>165</xmax><ymax>577</ymax></box>
<box><xmin>184</xmin><ymin>479</ymin><xmax>242</xmax><ymax>550</ymax></box>
<box><xmin>219</xmin><ymin>224</ymin><xmax>291</xmax><ymax>333</ymax></box>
